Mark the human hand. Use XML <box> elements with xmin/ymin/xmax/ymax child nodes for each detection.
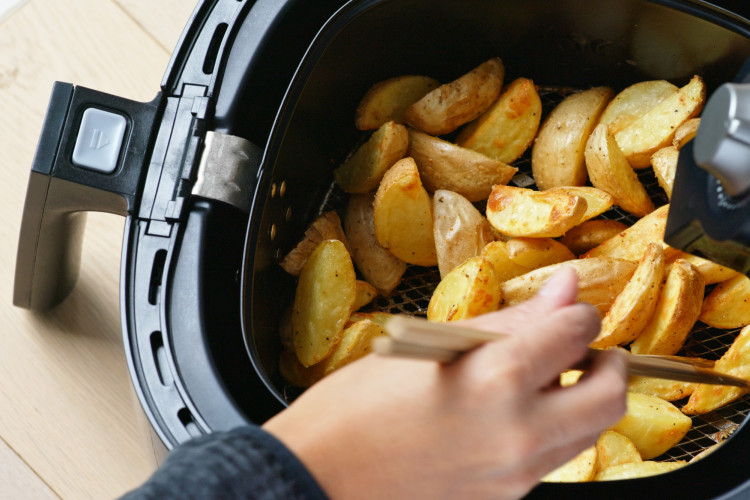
<box><xmin>263</xmin><ymin>267</ymin><xmax>627</xmax><ymax>500</ymax></box>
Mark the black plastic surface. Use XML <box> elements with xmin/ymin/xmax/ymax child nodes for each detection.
<box><xmin>30</xmin><ymin>82</ymin><xmax>73</xmax><ymax>176</ymax></box>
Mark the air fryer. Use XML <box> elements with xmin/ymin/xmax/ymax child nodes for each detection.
<box><xmin>13</xmin><ymin>0</ymin><xmax>750</xmax><ymax>498</ymax></box>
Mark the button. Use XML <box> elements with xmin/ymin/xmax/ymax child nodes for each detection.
<box><xmin>72</xmin><ymin>108</ymin><xmax>127</xmax><ymax>174</ymax></box>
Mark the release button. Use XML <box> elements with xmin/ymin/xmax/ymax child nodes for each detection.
<box><xmin>72</xmin><ymin>108</ymin><xmax>127</xmax><ymax>174</ymax></box>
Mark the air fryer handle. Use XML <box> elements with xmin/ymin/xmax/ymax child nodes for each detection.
<box><xmin>14</xmin><ymin>82</ymin><xmax>163</xmax><ymax>311</ymax></box>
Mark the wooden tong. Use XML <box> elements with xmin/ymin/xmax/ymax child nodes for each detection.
<box><xmin>373</xmin><ymin>316</ymin><xmax>750</xmax><ymax>388</ymax></box>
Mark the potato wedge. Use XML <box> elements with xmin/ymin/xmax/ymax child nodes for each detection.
<box><xmin>690</xmin><ymin>444</ymin><xmax>721</xmax><ymax>463</ymax></box>
<box><xmin>403</xmin><ymin>58</ymin><xmax>504</xmax><ymax>136</ymax></box>
<box><xmin>456</xmin><ymin>77</ymin><xmax>542</xmax><ymax>164</ymax></box>
<box><xmin>500</xmin><ymin>258</ymin><xmax>637</xmax><ymax>316</ymax></box>
<box><xmin>334</xmin><ymin>121</ymin><xmax>409</xmax><ymax>193</ymax></box>
<box><xmin>667</xmin><ymin>251</ymin><xmax>737</xmax><ymax>285</ymax></box>
<box><xmin>615</xmin><ymin>75</ymin><xmax>706</xmax><ymax>168</ymax></box>
<box><xmin>319</xmin><ymin>319</ymin><xmax>385</xmax><ymax>374</ymax></box>
<box><xmin>427</xmin><ymin>257</ymin><xmax>502</xmax><ymax>322</ymax></box>
<box><xmin>590</xmin><ymin>243</ymin><xmax>665</xmax><ymax>348</ymax></box>
<box><xmin>355</xmin><ymin>75</ymin><xmax>441</xmax><ymax>130</ymax></box>
<box><xmin>433</xmin><ymin>190</ymin><xmax>495</xmax><ymax>278</ymax></box>
<box><xmin>560</xmin><ymin>369</ymin><xmax>583</xmax><ymax>387</ymax></box>
<box><xmin>354</xmin><ymin>280</ymin><xmax>379</xmax><ymax>311</ymax></box>
<box><xmin>279</xmin><ymin>350</ymin><xmax>326</xmax><ymax>388</ymax></box>
<box><xmin>582</xmin><ymin>205</ymin><xmax>680</xmax><ymax>262</ymax></box>
<box><xmin>630</xmin><ymin>259</ymin><xmax>704</xmax><ymax>355</ymax></box>
<box><xmin>407</xmin><ymin>129</ymin><xmax>517</xmax><ymax>201</ymax></box>
<box><xmin>544</xmin><ymin>187</ymin><xmax>614</xmax><ymax>222</ymax></box>
<box><xmin>292</xmin><ymin>240</ymin><xmax>356</xmax><ymax>366</ymax></box>
<box><xmin>595</xmin><ymin>461</ymin><xmax>686</xmax><ymax>481</ymax></box>
<box><xmin>609</xmin><ymin>392</ymin><xmax>692</xmax><ymax>459</ymax></box>
<box><xmin>486</xmin><ymin>185</ymin><xmax>587</xmax><ymax>238</ymax></box>
<box><xmin>480</xmin><ymin>241</ymin><xmax>531</xmax><ymax>282</ymax></box>
<box><xmin>278</xmin><ymin>304</ymin><xmax>295</xmax><ymax>353</ymax></box>
<box><xmin>595</xmin><ymin>431</ymin><xmax>642</xmax><ymax>472</ymax></box>
<box><xmin>673</xmin><ymin>118</ymin><xmax>700</xmax><ymax>149</ymax></box>
<box><xmin>651</xmin><ymin>146</ymin><xmax>678</xmax><ymax>199</ymax></box>
<box><xmin>683</xmin><ymin>325</ymin><xmax>750</xmax><ymax>414</ymax></box>
<box><xmin>373</xmin><ymin>158</ymin><xmax>438</xmax><ymax>266</ymax></box>
<box><xmin>347</xmin><ymin>311</ymin><xmax>395</xmax><ymax>330</ymax></box>
<box><xmin>541</xmin><ymin>447</ymin><xmax>597</xmax><ymax>483</ymax></box>
<box><xmin>699</xmin><ymin>274</ymin><xmax>750</xmax><ymax>329</ymax></box>
<box><xmin>280</xmin><ymin>211</ymin><xmax>353</xmax><ymax>277</ymax></box>
<box><xmin>585</xmin><ymin>123</ymin><xmax>654</xmax><ymax>217</ymax></box>
<box><xmin>627</xmin><ymin>375</ymin><xmax>700</xmax><ymax>402</ymax></box>
<box><xmin>599</xmin><ymin>80</ymin><xmax>678</xmax><ymax>135</ymax></box>
<box><xmin>532</xmin><ymin>87</ymin><xmax>614</xmax><ymax>190</ymax></box>
<box><xmin>560</xmin><ymin>220</ymin><xmax>629</xmax><ymax>257</ymax></box>
<box><xmin>506</xmin><ymin>237</ymin><xmax>575</xmax><ymax>269</ymax></box>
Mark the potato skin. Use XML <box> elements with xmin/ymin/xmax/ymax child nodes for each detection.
<box><xmin>280</xmin><ymin>211</ymin><xmax>353</xmax><ymax>276</ymax></box>
<box><xmin>355</xmin><ymin>75</ymin><xmax>441</xmax><ymax>130</ymax></box>
<box><xmin>353</xmin><ymin>280</ymin><xmax>379</xmax><ymax>311</ymax></box>
<box><xmin>427</xmin><ymin>257</ymin><xmax>501</xmax><ymax>322</ymax></box>
<box><xmin>667</xmin><ymin>251</ymin><xmax>737</xmax><ymax>285</ymax></box>
<box><xmin>532</xmin><ymin>87</ymin><xmax>614</xmax><ymax>190</ymax></box>
<box><xmin>599</xmin><ymin>80</ymin><xmax>678</xmax><ymax>135</ymax></box>
<box><xmin>594</xmin><ymin>461</ymin><xmax>686</xmax><ymax>481</ymax></box>
<box><xmin>560</xmin><ymin>220</ymin><xmax>629</xmax><ymax>257</ymax></box>
<box><xmin>699</xmin><ymin>273</ymin><xmax>750</xmax><ymax>329</ymax></box>
<box><xmin>650</xmin><ymin>146</ymin><xmax>678</xmax><ymax>200</ymax></box>
<box><xmin>403</xmin><ymin>58</ymin><xmax>504</xmax><ymax>136</ymax></box>
<box><xmin>673</xmin><ymin>118</ymin><xmax>700</xmax><ymax>148</ymax></box>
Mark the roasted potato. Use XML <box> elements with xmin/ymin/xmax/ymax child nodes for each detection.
<box><xmin>373</xmin><ymin>158</ymin><xmax>438</xmax><ymax>266</ymax></box>
<box><xmin>279</xmin><ymin>350</ymin><xmax>326</xmax><ymax>388</ymax></box>
<box><xmin>334</xmin><ymin>121</ymin><xmax>409</xmax><ymax>193</ymax></box>
<box><xmin>403</xmin><ymin>58</ymin><xmax>504</xmax><ymax>136</ymax></box>
<box><xmin>486</xmin><ymin>185</ymin><xmax>587</xmax><ymax>238</ymax></box>
<box><xmin>427</xmin><ymin>257</ymin><xmax>502</xmax><ymax>322</ymax></box>
<box><xmin>433</xmin><ymin>190</ymin><xmax>495</xmax><ymax>278</ymax></box>
<box><xmin>278</xmin><ymin>304</ymin><xmax>295</xmax><ymax>353</ymax></box>
<box><xmin>354</xmin><ymin>280</ymin><xmax>379</xmax><ymax>311</ymax></box>
<box><xmin>683</xmin><ymin>324</ymin><xmax>750</xmax><ymax>415</ymax></box>
<box><xmin>408</xmin><ymin>129</ymin><xmax>517</xmax><ymax>201</ymax></box>
<box><xmin>347</xmin><ymin>311</ymin><xmax>395</xmax><ymax>329</ymax></box>
<box><xmin>544</xmin><ymin>186</ymin><xmax>614</xmax><ymax>222</ymax></box>
<box><xmin>690</xmin><ymin>444</ymin><xmax>721</xmax><ymax>463</ymax></box>
<box><xmin>627</xmin><ymin>375</ymin><xmax>701</xmax><ymax>402</ymax></box>
<box><xmin>673</xmin><ymin>118</ymin><xmax>700</xmax><ymax>149</ymax></box>
<box><xmin>560</xmin><ymin>369</ymin><xmax>583</xmax><ymax>387</ymax></box>
<box><xmin>344</xmin><ymin>193</ymin><xmax>407</xmax><ymax>295</ymax></box>
<box><xmin>500</xmin><ymin>258</ymin><xmax>637</xmax><ymax>316</ymax></box>
<box><xmin>456</xmin><ymin>77</ymin><xmax>542</xmax><ymax>164</ymax></box>
<box><xmin>609</xmin><ymin>392</ymin><xmax>692</xmax><ymax>459</ymax></box>
<box><xmin>560</xmin><ymin>220</ymin><xmax>629</xmax><ymax>257</ymax></box>
<box><xmin>699</xmin><ymin>273</ymin><xmax>750</xmax><ymax>329</ymax></box>
<box><xmin>532</xmin><ymin>87</ymin><xmax>614</xmax><ymax>190</ymax></box>
<box><xmin>595</xmin><ymin>431</ymin><xmax>642</xmax><ymax>472</ymax></box>
<box><xmin>506</xmin><ymin>237</ymin><xmax>575</xmax><ymax>269</ymax></box>
<box><xmin>630</xmin><ymin>259</ymin><xmax>704</xmax><ymax>356</ymax></box>
<box><xmin>355</xmin><ymin>75</ymin><xmax>441</xmax><ymax>130</ymax></box>
<box><xmin>667</xmin><ymin>251</ymin><xmax>737</xmax><ymax>285</ymax></box>
<box><xmin>614</xmin><ymin>76</ymin><xmax>705</xmax><ymax>168</ymax></box>
<box><xmin>292</xmin><ymin>240</ymin><xmax>357</xmax><ymax>366</ymax></box>
<box><xmin>594</xmin><ymin>461</ymin><xmax>686</xmax><ymax>481</ymax></box>
<box><xmin>650</xmin><ymin>146</ymin><xmax>678</xmax><ymax>199</ymax></box>
<box><xmin>585</xmin><ymin>123</ymin><xmax>654</xmax><ymax>217</ymax></box>
<box><xmin>590</xmin><ymin>243</ymin><xmax>665</xmax><ymax>348</ymax></box>
<box><xmin>598</xmin><ymin>80</ymin><xmax>678</xmax><ymax>135</ymax></box>
<box><xmin>480</xmin><ymin>241</ymin><xmax>532</xmax><ymax>282</ymax></box>
<box><xmin>280</xmin><ymin>211</ymin><xmax>352</xmax><ymax>276</ymax></box>
<box><xmin>541</xmin><ymin>447</ymin><xmax>597</xmax><ymax>483</ymax></box>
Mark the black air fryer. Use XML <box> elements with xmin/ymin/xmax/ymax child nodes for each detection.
<box><xmin>13</xmin><ymin>0</ymin><xmax>750</xmax><ymax>498</ymax></box>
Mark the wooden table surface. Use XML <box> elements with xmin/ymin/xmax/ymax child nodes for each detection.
<box><xmin>0</xmin><ymin>0</ymin><xmax>197</xmax><ymax>498</ymax></box>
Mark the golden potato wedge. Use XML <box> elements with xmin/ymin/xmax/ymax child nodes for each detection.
<box><xmin>673</xmin><ymin>118</ymin><xmax>700</xmax><ymax>149</ymax></box>
<box><xmin>627</xmin><ymin>375</ymin><xmax>700</xmax><ymax>402</ymax></box>
<box><xmin>456</xmin><ymin>77</ymin><xmax>542</xmax><ymax>164</ymax></box>
<box><xmin>506</xmin><ymin>237</ymin><xmax>575</xmax><ymax>269</ymax></box>
<box><xmin>615</xmin><ymin>76</ymin><xmax>706</xmax><ymax>168</ymax></box>
<box><xmin>532</xmin><ymin>87</ymin><xmax>614</xmax><ymax>190</ymax></box>
<box><xmin>599</xmin><ymin>80</ymin><xmax>678</xmax><ymax>135</ymax></box>
<box><xmin>347</xmin><ymin>311</ymin><xmax>395</xmax><ymax>330</ymax></box>
<box><xmin>344</xmin><ymin>193</ymin><xmax>407</xmax><ymax>295</ymax></box>
<box><xmin>699</xmin><ymin>274</ymin><xmax>750</xmax><ymax>329</ymax></box>
<box><xmin>541</xmin><ymin>447</ymin><xmax>597</xmax><ymax>483</ymax></box>
<box><xmin>373</xmin><ymin>158</ymin><xmax>438</xmax><ymax>266</ymax></box>
<box><xmin>683</xmin><ymin>325</ymin><xmax>750</xmax><ymax>415</ymax></box>
<box><xmin>582</xmin><ymin>205</ymin><xmax>680</xmax><ymax>262</ymax></box>
<box><xmin>560</xmin><ymin>220</ymin><xmax>629</xmax><ymax>257</ymax></box>
<box><xmin>544</xmin><ymin>187</ymin><xmax>614</xmax><ymax>222</ymax></box>
<box><xmin>594</xmin><ymin>461</ymin><xmax>686</xmax><ymax>481</ymax></box>
<box><xmin>334</xmin><ymin>121</ymin><xmax>409</xmax><ymax>193</ymax></box>
<box><xmin>500</xmin><ymin>258</ymin><xmax>637</xmax><ymax>317</ymax></box>
<box><xmin>407</xmin><ymin>129</ymin><xmax>517</xmax><ymax>202</ymax></box>
<box><xmin>651</xmin><ymin>146</ymin><xmax>678</xmax><ymax>199</ymax></box>
<box><xmin>280</xmin><ymin>211</ymin><xmax>353</xmax><ymax>277</ymax></box>
<box><xmin>690</xmin><ymin>444</ymin><xmax>721</xmax><ymax>463</ymax></box>
<box><xmin>480</xmin><ymin>241</ymin><xmax>531</xmax><ymax>282</ymax></box>
<box><xmin>433</xmin><ymin>190</ymin><xmax>495</xmax><ymax>278</ymax></box>
<box><xmin>585</xmin><ymin>123</ymin><xmax>654</xmax><ymax>217</ymax></box>
<box><xmin>278</xmin><ymin>304</ymin><xmax>295</xmax><ymax>353</ymax></box>
<box><xmin>279</xmin><ymin>350</ymin><xmax>325</xmax><ymax>388</ymax></box>
<box><xmin>486</xmin><ymin>185</ymin><xmax>587</xmax><ymax>238</ymax></box>
<box><xmin>560</xmin><ymin>369</ymin><xmax>583</xmax><ymax>387</ymax></box>
<box><xmin>595</xmin><ymin>431</ymin><xmax>642</xmax><ymax>472</ymax></box>
<box><xmin>355</xmin><ymin>75</ymin><xmax>441</xmax><ymax>130</ymax></box>
<box><xmin>631</xmin><ymin>259</ymin><xmax>704</xmax><ymax>356</ymax></box>
<box><xmin>292</xmin><ymin>240</ymin><xmax>357</xmax><ymax>366</ymax></box>
<box><xmin>403</xmin><ymin>58</ymin><xmax>504</xmax><ymax>136</ymax></box>
<box><xmin>354</xmin><ymin>280</ymin><xmax>379</xmax><ymax>311</ymax></box>
<box><xmin>590</xmin><ymin>243</ymin><xmax>665</xmax><ymax>348</ymax></box>
<box><xmin>319</xmin><ymin>319</ymin><xmax>385</xmax><ymax>374</ymax></box>
<box><xmin>427</xmin><ymin>257</ymin><xmax>502</xmax><ymax>322</ymax></box>
<box><xmin>609</xmin><ymin>392</ymin><xmax>692</xmax><ymax>459</ymax></box>
<box><xmin>667</xmin><ymin>251</ymin><xmax>737</xmax><ymax>285</ymax></box>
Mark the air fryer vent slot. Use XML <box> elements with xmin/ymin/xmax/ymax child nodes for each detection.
<box><xmin>150</xmin><ymin>331</ymin><xmax>173</xmax><ymax>386</ymax></box>
<box><xmin>178</xmin><ymin>408</ymin><xmax>202</xmax><ymax>438</ymax></box>
<box><xmin>148</xmin><ymin>249</ymin><xmax>168</xmax><ymax>305</ymax></box>
<box><xmin>202</xmin><ymin>23</ymin><xmax>228</xmax><ymax>75</ymax></box>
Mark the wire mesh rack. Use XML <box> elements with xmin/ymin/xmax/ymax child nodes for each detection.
<box><xmin>296</xmin><ymin>87</ymin><xmax>750</xmax><ymax>462</ymax></box>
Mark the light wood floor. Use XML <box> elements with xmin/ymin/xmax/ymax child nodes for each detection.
<box><xmin>0</xmin><ymin>1</ymin><xmax>197</xmax><ymax>498</ymax></box>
